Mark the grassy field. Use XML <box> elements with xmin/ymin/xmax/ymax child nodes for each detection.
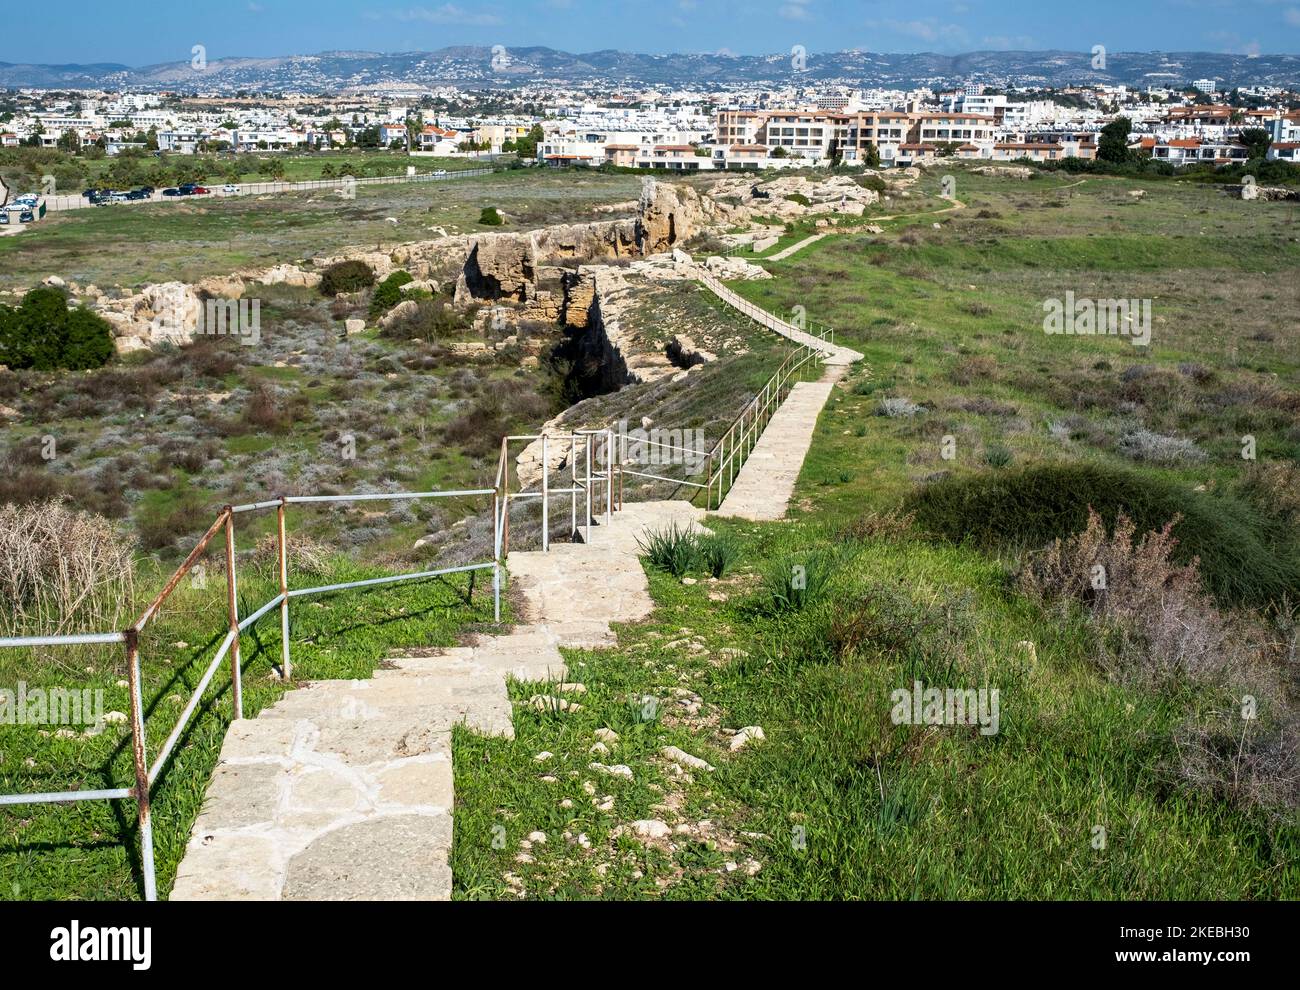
<box><xmin>0</xmin><ymin>168</ymin><xmax>641</xmax><ymax>290</ymax></box>
<box><xmin>449</xmin><ymin>166</ymin><xmax>1300</xmax><ymax>900</ymax></box>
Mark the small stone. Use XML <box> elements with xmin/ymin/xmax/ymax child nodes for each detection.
<box><xmin>594</xmin><ymin>727</ymin><xmax>619</xmax><ymax>744</ymax></box>
<box><xmin>533</xmin><ymin>751</ymin><xmax>554</xmax><ymax>762</ymax></box>
<box><xmin>560</xmin><ymin>798</ymin><xmax>574</xmax><ymax>809</ymax></box>
<box><xmin>631</xmin><ymin>819</ymin><xmax>671</xmax><ymax>839</ymax></box>
<box><xmin>730</xmin><ymin>726</ymin><xmax>766</xmax><ymax>751</ymax></box>
<box><xmin>103</xmin><ymin>711</ymin><xmax>128</xmax><ymax>724</ymax></box>
<box><xmin>527</xmin><ymin>831</ymin><xmax>547</xmax><ymax>845</ymax></box>
<box><xmin>115</xmin><ymin>680</ymin><xmax>129</xmax><ymax>688</ymax></box>
<box><xmin>344</xmin><ymin>318</ymin><xmax>365</xmax><ymax>335</ymax></box>
<box><xmin>557</xmin><ymin>683</ymin><xmax>587</xmax><ymax>694</ymax></box>
<box><xmin>576</xmin><ymin>833</ymin><xmax>592</xmax><ymax>849</ymax></box>
<box><xmin>681</xmin><ymin>577</ymin><xmax>697</xmax><ymax>586</ymax></box>
<box><xmin>515</xmin><ymin>852</ymin><xmax>534</xmax><ymax>864</ymax></box>
<box><xmin>589</xmin><ymin>742</ymin><xmax>610</xmax><ymax>756</ymax></box>
<box><xmin>589</xmin><ymin>762</ymin><xmax>634</xmax><ymax>779</ymax></box>
<box><xmin>582</xmin><ymin>780</ymin><xmax>597</xmax><ymax>795</ymax></box>
<box><xmin>540</xmin><ymin>775</ymin><xmax>558</xmax><ymax>783</ymax></box>
<box><xmin>661</xmin><ymin>745</ymin><xmax>715</xmax><ymax>773</ymax></box>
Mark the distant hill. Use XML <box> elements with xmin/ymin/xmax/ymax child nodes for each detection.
<box><xmin>2</xmin><ymin>47</ymin><xmax>1299</xmax><ymax>92</ymax></box>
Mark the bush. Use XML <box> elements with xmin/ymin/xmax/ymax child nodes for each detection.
<box><xmin>1020</xmin><ymin>508</ymin><xmax>1251</xmax><ymax>686</ymax></box>
<box><xmin>479</xmin><ymin>206</ymin><xmax>504</xmax><ymax>226</ymax></box>
<box><xmin>0</xmin><ymin>499</ymin><xmax>136</xmax><ymax>636</ymax></box>
<box><xmin>368</xmin><ymin>270</ymin><xmax>414</xmax><ymax>318</ymax></box>
<box><xmin>0</xmin><ymin>287</ymin><xmax>115</xmax><ymax>371</ymax></box>
<box><xmin>906</xmin><ymin>463</ymin><xmax>1300</xmax><ymax>607</ymax></box>
<box><xmin>637</xmin><ymin>522</ymin><xmax>698</xmax><ymax>578</ymax></box>
<box><xmin>319</xmin><ymin>259</ymin><xmax>375</xmax><ymax>297</ymax></box>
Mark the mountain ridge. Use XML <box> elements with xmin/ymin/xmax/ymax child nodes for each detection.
<box><xmin>2</xmin><ymin>47</ymin><xmax>1298</xmax><ymax>91</ymax></box>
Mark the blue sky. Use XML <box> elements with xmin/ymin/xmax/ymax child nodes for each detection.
<box><xmin>8</xmin><ymin>0</ymin><xmax>1300</xmax><ymax>66</ymax></box>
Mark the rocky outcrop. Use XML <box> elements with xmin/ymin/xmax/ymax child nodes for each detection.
<box><xmin>971</xmin><ymin>165</ymin><xmax>1033</xmax><ymax>179</ymax></box>
<box><xmin>93</xmin><ymin>281</ymin><xmax>205</xmax><ymax>354</ymax></box>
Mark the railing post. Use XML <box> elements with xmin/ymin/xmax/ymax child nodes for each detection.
<box><xmin>570</xmin><ymin>434</ymin><xmax>577</xmax><ymax>538</ymax></box>
<box><xmin>605</xmin><ymin>428</ymin><xmax>613</xmax><ymax>528</ymax></box>
<box><xmin>223</xmin><ymin>508</ymin><xmax>243</xmax><ymax>720</ymax></box>
<box><xmin>585</xmin><ymin>435</ymin><xmax>593</xmax><ymax>544</ymax></box>
<box><xmin>124</xmin><ymin>628</ymin><xmax>157</xmax><ymax>901</ymax></box>
<box><xmin>277</xmin><ymin>496</ymin><xmax>290</xmax><ymax>681</ymax></box>
<box><xmin>492</xmin><ymin>486</ymin><xmax>502</xmax><ymax>623</ymax></box>
<box><xmin>541</xmin><ymin>434</ymin><xmax>550</xmax><ymax>553</ymax></box>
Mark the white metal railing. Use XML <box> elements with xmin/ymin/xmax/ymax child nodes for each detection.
<box><xmin>0</xmin><ymin>274</ymin><xmax>836</xmax><ymax>900</ymax></box>
<box><xmin>0</xmin><ymin>486</ymin><xmax>499</xmax><ymax>900</ymax></box>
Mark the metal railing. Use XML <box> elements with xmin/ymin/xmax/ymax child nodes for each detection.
<box><xmin>0</xmin><ymin>486</ymin><xmax>500</xmax><ymax>900</ymax></box>
<box><xmin>0</xmin><ymin>279</ymin><xmax>836</xmax><ymax>900</ymax></box>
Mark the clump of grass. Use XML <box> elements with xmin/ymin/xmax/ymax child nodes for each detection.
<box><xmin>637</xmin><ymin>522</ymin><xmax>699</xmax><ymax>578</ymax></box>
<box><xmin>762</xmin><ymin>550</ymin><xmax>836</xmax><ymax>612</ymax></box>
<box><xmin>696</xmin><ymin>532</ymin><xmax>739</xmax><ymax>578</ymax></box>
<box><xmin>983</xmin><ymin>444</ymin><xmax>1013</xmax><ymax>468</ymax></box>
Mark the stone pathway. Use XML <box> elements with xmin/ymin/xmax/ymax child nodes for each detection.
<box><xmin>764</xmin><ymin>232</ymin><xmax>826</xmax><ymax>261</ymax></box>
<box><xmin>717</xmin><ymin>363</ymin><xmax>850</xmax><ymax>520</ymax></box>
<box><xmin>170</xmin><ymin>500</ymin><xmax>705</xmax><ymax>901</ymax></box>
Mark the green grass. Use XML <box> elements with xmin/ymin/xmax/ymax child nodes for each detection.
<box><xmin>0</xmin><ymin>556</ymin><xmax>503</xmax><ymax>900</ymax></box>
<box><xmin>448</xmin><ymin>166</ymin><xmax>1300</xmax><ymax>900</ymax></box>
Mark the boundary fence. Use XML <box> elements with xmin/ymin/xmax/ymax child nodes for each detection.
<box><xmin>40</xmin><ymin>166</ymin><xmax>497</xmax><ymax>213</ymax></box>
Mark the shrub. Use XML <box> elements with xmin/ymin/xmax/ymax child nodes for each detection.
<box><xmin>0</xmin><ymin>499</ymin><xmax>136</xmax><ymax>636</ymax></box>
<box><xmin>479</xmin><ymin>206</ymin><xmax>504</xmax><ymax>226</ymax></box>
<box><xmin>878</xmin><ymin>397</ymin><xmax>924</xmax><ymax>418</ymax></box>
<box><xmin>696</xmin><ymin>532</ymin><xmax>739</xmax><ymax>578</ymax></box>
<box><xmin>906</xmin><ymin>463</ymin><xmax>1300</xmax><ymax>607</ymax></box>
<box><xmin>784</xmin><ymin>193</ymin><xmax>811</xmax><ymax>207</ymax></box>
<box><xmin>368</xmin><ymin>270</ymin><xmax>414</xmax><ymax>318</ymax></box>
<box><xmin>637</xmin><ymin>522</ymin><xmax>698</xmax><ymax>578</ymax></box>
<box><xmin>1116</xmin><ymin>428</ymin><xmax>1206</xmax><ymax>465</ymax></box>
<box><xmin>828</xmin><ymin>581</ymin><xmax>973</xmax><ymax>676</ymax></box>
<box><xmin>1019</xmin><ymin>508</ymin><xmax>1250</xmax><ymax>686</ymax></box>
<box><xmin>251</xmin><ymin>531</ymin><xmax>333</xmax><ymax>578</ymax></box>
<box><xmin>0</xmin><ymin>288</ymin><xmax>115</xmax><ymax>371</ymax></box>
<box><xmin>319</xmin><ymin>259</ymin><xmax>375</xmax><ymax>297</ymax></box>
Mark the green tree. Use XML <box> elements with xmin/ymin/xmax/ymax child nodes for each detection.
<box><xmin>57</xmin><ymin>129</ymin><xmax>80</xmax><ymax>153</ymax></box>
<box><xmin>1239</xmin><ymin>127</ymin><xmax>1272</xmax><ymax>160</ymax></box>
<box><xmin>1098</xmin><ymin>116</ymin><xmax>1133</xmax><ymax>164</ymax></box>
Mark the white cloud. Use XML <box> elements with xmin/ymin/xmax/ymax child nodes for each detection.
<box><xmin>395</xmin><ymin>4</ymin><xmax>504</xmax><ymax>26</ymax></box>
<box><xmin>1285</xmin><ymin>7</ymin><xmax>1300</xmax><ymax>26</ymax></box>
<box><xmin>778</xmin><ymin>0</ymin><xmax>813</xmax><ymax>22</ymax></box>
<box><xmin>867</xmin><ymin>17</ymin><xmax>969</xmax><ymax>46</ymax></box>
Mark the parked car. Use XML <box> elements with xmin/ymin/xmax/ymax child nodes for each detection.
<box><xmin>125</xmin><ymin>189</ymin><xmax>148</xmax><ymax>201</ymax></box>
<box><xmin>191</xmin><ymin>186</ymin><xmax>210</xmax><ymax>195</ymax></box>
<box><xmin>0</xmin><ymin>212</ymin><xmax>7</xmax><ymax>225</ymax></box>
<box><xmin>82</xmin><ymin>188</ymin><xmax>98</xmax><ymax>199</ymax></box>
<box><xmin>433</xmin><ymin>169</ymin><xmax>447</xmax><ymax>177</ymax></box>
<box><xmin>162</xmin><ymin>188</ymin><xmax>182</xmax><ymax>197</ymax></box>
<box><xmin>222</xmin><ymin>184</ymin><xmax>240</xmax><ymax>194</ymax></box>
<box><xmin>138</xmin><ymin>186</ymin><xmax>154</xmax><ymax>196</ymax></box>
<box><xmin>18</xmin><ymin>209</ymin><xmax>33</xmax><ymax>223</ymax></box>
<box><xmin>109</xmin><ymin>191</ymin><xmax>131</xmax><ymax>203</ymax></box>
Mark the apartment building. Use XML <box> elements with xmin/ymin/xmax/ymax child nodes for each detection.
<box><xmin>715</xmin><ymin>107</ymin><xmax>996</xmax><ymax>166</ymax></box>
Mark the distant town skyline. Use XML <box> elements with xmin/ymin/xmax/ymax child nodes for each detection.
<box><xmin>6</xmin><ymin>0</ymin><xmax>1300</xmax><ymax>69</ymax></box>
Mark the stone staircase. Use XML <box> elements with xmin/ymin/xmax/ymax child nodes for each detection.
<box><xmin>170</xmin><ymin>500</ymin><xmax>706</xmax><ymax>901</ymax></box>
